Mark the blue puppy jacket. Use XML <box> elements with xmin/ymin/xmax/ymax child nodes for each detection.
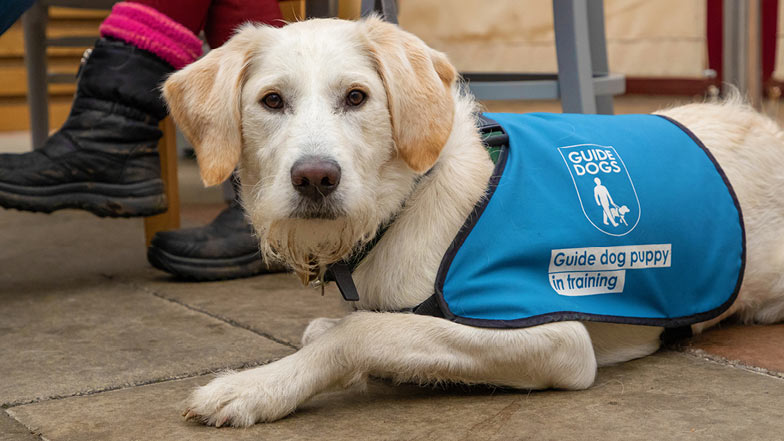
<box><xmin>433</xmin><ymin>112</ymin><xmax>745</xmax><ymax>329</ymax></box>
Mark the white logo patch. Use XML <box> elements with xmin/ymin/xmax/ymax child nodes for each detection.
<box><xmin>558</xmin><ymin>144</ymin><xmax>641</xmax><ymax>236</ymax></box>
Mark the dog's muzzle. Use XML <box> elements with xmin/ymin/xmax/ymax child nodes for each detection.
<box><xmin>289</xmin><ymin>156</ymin><xmax>344</xmax><ymax>219</ymax></box>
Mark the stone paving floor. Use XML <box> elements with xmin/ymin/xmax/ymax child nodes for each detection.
<box><xmin>2</xmin><ymin>97</ymin><xmax>784</xmax><ymax>440</ymax></box>
<box><xmin>2</xmin><ymin>198</ymin><xmax>784</xmax><ymax>441</ymax></box>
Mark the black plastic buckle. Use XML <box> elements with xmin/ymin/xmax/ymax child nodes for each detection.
<box><xmin>478</xmin><ymin>114</ymin><xmax>509</xmax><ymax>148</ymax></box>
<box><xmin>324</xmin><ymin>262</ymin><xmax>360</xmax><ymax>301</ymax></box>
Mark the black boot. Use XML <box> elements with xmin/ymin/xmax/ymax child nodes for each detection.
<box><xmin>147</xmin><ymin>198</ymin><xmax>287</xmax><ymax>281</ymax></box>
<box><xmin>0</xmin><ymin>38</ymin><xmax>173</xmax><ymax>217</ymax></box>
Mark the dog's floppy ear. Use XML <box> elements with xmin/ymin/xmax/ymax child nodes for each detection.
<box><xmin>362</xmin><ymin>17</ymin><xmax>457</xmax><ymax>172</ymax></box>
<box><xmin>162</xmin><ymin>26</ymin><xmax>265</xmax><ymax>186</ymax></box>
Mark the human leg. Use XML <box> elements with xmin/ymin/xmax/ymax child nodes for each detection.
<box><xmin>204</xmin><ymin>0</ymin><xmax>284</xmax><ymax>48</ymax></box>
<box><xmin>0</xmin><ymin>2</ymin><xmax>204</xmax><ymax>217</ymax></box>
<box><xmin>148</xmin><ymin>0</ymin><xmax>287</xmax><ymax>280</ymax></box>
<box><xmin>147</xmin><ymin>173</ymin><xmax>287</xmax><ymax>280</ymax></box>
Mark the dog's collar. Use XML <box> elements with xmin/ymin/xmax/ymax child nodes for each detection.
<box><xmin>322</xmin><ymin>115</ymin><xmax>508</xmax><ymax>302</ymax></box>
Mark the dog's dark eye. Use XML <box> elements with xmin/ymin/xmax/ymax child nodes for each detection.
<box><xmin>261</xmin><ymin>93</ymin><xmax>284</xmax><ymax>110</ymax></box>
<box><xmin>346</xmin><ymin>89</ymin><xmax>367</xmax><ymax>107</ymax></box>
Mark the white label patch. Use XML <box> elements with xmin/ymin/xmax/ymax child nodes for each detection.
<box><xmin>548</xmin><ymin>244</ymin><xmax>671</xmax><ymax>296</ymax></box>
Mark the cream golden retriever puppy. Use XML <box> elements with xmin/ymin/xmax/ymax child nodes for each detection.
<box><xmin>163</xmin><ymin>17</ymin><xmax>784</xmax><ymax>427</ymax></box>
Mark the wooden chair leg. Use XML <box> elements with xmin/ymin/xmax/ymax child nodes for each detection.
<box><xmin>144</xmin><ymin>117</ymin><xmax>180</xmax><ymax>246</ymax></box>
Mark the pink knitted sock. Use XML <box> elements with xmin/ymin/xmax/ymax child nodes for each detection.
<box><xmin>99</xmin><ymin>2</ymin><xmax>203</xmax><ymax>69</ymax></box>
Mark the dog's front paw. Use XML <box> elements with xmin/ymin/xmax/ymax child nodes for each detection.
<box><xmin>183</xmin><ymin>367</ymin><xmax>297</xmax><ymax>427</ymax></box>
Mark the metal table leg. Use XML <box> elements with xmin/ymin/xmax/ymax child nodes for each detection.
<box><xmin>553</xmin><ymin>0</ymin><xmax>597</xmax><ymax>114</ymax></box>
<box><xmin>722</xmin><ymin>0</ymin><xmax>762</xmax><ymax>108</ymax></box>
<box><xmin>587</xmin><ymin>0</ymin><xmax>615</xmax><ymax>114</ymax></box>
<box><xmin>305</xmin><ymin>0</ymin><xmax>339</xmax><ymax>18</ymax></box>
<box><xmin>361</xmin><ymin>0</ymin><xmax>398</xmax><ymax>24</ymax></box>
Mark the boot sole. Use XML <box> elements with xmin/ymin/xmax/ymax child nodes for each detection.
<box><xmin>0</xmin><ymin>180</ymin><xmax>167</xmax><ymax>218</ymax></box>
<box><xmin>147</xmin><ymin>245</ymin><xmax>287</xmax><ymax>281</ymax></box>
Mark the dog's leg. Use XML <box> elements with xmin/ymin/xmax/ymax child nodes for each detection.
<box><xmin>582</xmin><ymin>322</ymin><xmax>663</xmax><ymax>366</ymax></box>
<box><xmin>301</xmin><ymin>317</ymin><xmax>341</xmax><ymax>346</ymax></box>
<box><xmin>184</xmin><ymin>312</ymin><xmax>596</xmax><ymax>427</ymax></box>
<box><xmin>333</xmin><ymin>313</ymin><xmax>597</xmax><ymax>390</ymax></box>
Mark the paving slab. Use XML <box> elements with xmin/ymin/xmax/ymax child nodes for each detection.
<box><xmin>0</xmin><ymin>210</ymin><xmax>293</xmax><ymax>407</ymax></box>
<box><xmin>8</xmin><ymin>351</ymin><xmax>783</xmax><ymax>441</ymax></box>
<box><xmin>0</xmin><ymin>279</ymin><xmax>293</xmax><ymax>407</ymax></box>
<box><xmin>0</xmin><ymin>210</ymin><xmax>150</xmax><ymax>292</ymax></box>
<box><xmin>143</xmin><ymin>273</ymin><xmax>349</xmax><ymax>347</ymax></box>
<box><xmin>685</xmin><ymin>324</ymin><xmax>784</xmax><ymax>375</ymax></box>
<box><xmin>0</xmin><ymin>411</ymin><xmax>39</xmax><ymax>441</ymax></box>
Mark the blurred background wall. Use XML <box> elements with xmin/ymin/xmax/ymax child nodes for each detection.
<box><xmin>398</xmin><ymin>0</ymin><xmax>707</xmax><ymax>77</ymax></box>
<box><xmin>1</xmin><ymin>0</ymin><xmax>781</xmax><ymax>132</ymax></box>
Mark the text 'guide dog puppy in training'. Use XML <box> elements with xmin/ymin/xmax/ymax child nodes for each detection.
<box><xmin>163</xmin><ymin>17</ymin><xmax>784</xmax><ymax>427</ymax></box>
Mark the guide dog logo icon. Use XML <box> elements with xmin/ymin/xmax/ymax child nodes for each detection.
<box><xmin>558</xmin><ymin>144</ymin><xmax>640</xmax><ymax>236</ymax></box>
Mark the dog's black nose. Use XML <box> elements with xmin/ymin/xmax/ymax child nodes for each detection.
<box><xmin>290</xmin><ymin>157</ymin><xmax>341</xmax><ymax>200</ymax></box>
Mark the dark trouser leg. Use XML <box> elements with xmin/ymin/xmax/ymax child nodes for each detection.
<box><xmin>147</xmin><ymin>0</ymin><xmax>287</xmax><ymax>280</ymax></box>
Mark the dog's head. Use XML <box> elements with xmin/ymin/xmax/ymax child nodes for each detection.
<box><xmin>163</xmin><ymin>17</ymin><xmax>457</xmax><ymax>276</ymax></box>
